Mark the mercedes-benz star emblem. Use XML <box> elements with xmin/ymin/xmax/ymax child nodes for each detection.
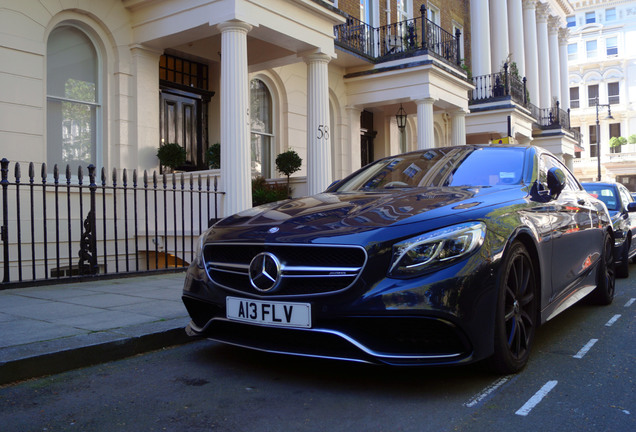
<box><xmin>248</xmin><ymin>252</ymin><xmax>282</xmax><ymax>292</ymax></box>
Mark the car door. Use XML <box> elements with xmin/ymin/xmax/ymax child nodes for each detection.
<box><xmin>541</xmin><ymin>155</ymin><xmax>603</xmax><ymax>298</ymax></box>
<box><xmin>617</xmin><ymin>184</ymin><xmax>636</xmax><ymax>258</ymax></box>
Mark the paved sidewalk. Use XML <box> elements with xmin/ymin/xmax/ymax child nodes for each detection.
<box><xmin>0</xmin><ymin>272</ymin><xmax>193</xmax><ymax>386</ymax></box>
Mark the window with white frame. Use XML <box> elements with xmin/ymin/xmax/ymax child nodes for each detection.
<box><xmin>568</xmin><ymin>43</ymin><xmax>578</xmax><ymax>61</ymax></box>
<box><xmin>605</xmin><ymin>8</ymin><xmax>616</xmax><ymax>22</ymax></box>
<box><xmin>588</xmin><ymin>84</ymin><xmax>599</xmax><ymax>106</ymax></box>
<box><xmin>589</xmin><ymin>125</ymin><xmax>598</xmax><ymax>158</ymax></box>
<box><xmin>586</xmin><ymin>40</ymin><xmax>597</xmax><ymax>58</ymax></box>
<box><xmin>397</xmin><ymin>0</ymin><xmax>408</xmax><ymax>22</ymax></box>
<box><xmin>250</xmin><ymin>79</ymin><xmax>274</xmax><ymax>178</ymax></box>
<box><xmin>610</xmin><ymin>123</ymin><xmax>621</xmax><ymax>153</ymax></box>
<box><xmin>427</xmin><ymin>4</ymin><xmax>440</xmax><ymax>26</ymax></box>
<box><xmin>453</xmin><ymin>21</ymin><xmax>465</xmax><ymax>61</ymax></box>
<box><xmin>608</xmin><ymin>82</ymin><xmax>620</xmax><ymax>105</ymax></box>
<box><xmin>47</xmin><ymin>25</ymin><xmax>100</xmax><ymax>173</ymax></box>
<box><xmin>585</xmin><ymin>11</ymin><xmax>595</xmax><ymax>24</ymax></box>
<box><xmin>570</xmin><ymin>87</ymin><xmax>580</xmax><ymax>109</ymax></box>
<box><xmin>573</xmin><ymin>127</ymin><xmax>582</xmax><ymax>158</ymax></box>
<box><xmin>567</xmin><ymin>16</ymin><xmax>576</xmax><ymax>27</ymax></box>
<box><xmin>606</xmin><ymin>37</ymin><xmax>618</xmax><ymax>56</ymax></box>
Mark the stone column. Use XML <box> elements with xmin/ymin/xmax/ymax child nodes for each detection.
<box><xmin>523</xmin><ymin>0</ymin><xmax>540</xmax><ymax>106</ymax></box>
<box><xmin>416</xmin><ymin>98</ymin><xmax>435</xmax><ymax>149</ymax></box>
<box><xmin>450</xmin><ymin>109</ymin><xmax>466</xmax><ymax>147</ymax></box>
<box><xmin>548</xmin><ymin>17</ymin><xmax>562</xmax><ymax>108</ymax></box>
<box><xmin>305</xmin><ymin>53</ymin><xmax>332</xmax><ymax>195</ymax></box>
<box><xmin>536</xmin><ymin>3</ymin><xmax>551</xmax><ymax>109</ymax></box>
<box><xmin>490</xmin><ymin>0</ymin><xmax>510</xmax><ymax>73</ymax></box>
<box><xmin>218</xmin><ymin>21</ymin><xmax>252</xmax><ymax>216</ymax></box>
<box><xmin>508</xmin><ymin>0</ymin><xmax>526</xmax><ymax>76</ymax></box>
<box><xmin>470</xmin><ymin>0</ymin><xmax>492</xmax><ymax>77</ymax></box>
<box><xmin>131</xmin><ymin>45</ymin><xmax>162</xmax><ymax>171</ymax></box>
<box><xmin>559</xmin><ymin>28</ymin><xmax>570</xmax><ymax>109</ymax></box>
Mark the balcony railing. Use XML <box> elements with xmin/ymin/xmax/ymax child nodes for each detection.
<box><xmin>0</xmin><ymin>159</ymin><xmax>223</xmax><ymax>288</ymax></box>
<box><xmin>528</xmin><ymin>101</ymin><xmax>581</xmax><ymax>142</ymax></box>
<box><xmin>470</xmin><ymin>63</ymin><xmax>528</xmax><ymax>106</ymax></box>
<box><xmin>470</xmin><ymin>67</ymin><xmax>581</xmax><ymax>144</ymax></box>
<box><xmin>334</xmin><ymin>5</ymin><xmax>461</xmax><ymax>65</ymax></box>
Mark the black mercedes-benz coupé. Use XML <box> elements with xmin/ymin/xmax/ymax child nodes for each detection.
<box><xmin>182</xmin><ymin>145</ymin><xmax>615</xmax><ymax>374</ymax></box>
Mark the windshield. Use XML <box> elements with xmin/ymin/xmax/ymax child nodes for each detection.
<box><xmin>334</xmin><ymin>147</ymin><xmax>526</xmax><ymax>192</ymax></box>
<box><xmin>582</xmin><ymin>185</ymin><xmax>618</xmax><ymax>211</ymax></box>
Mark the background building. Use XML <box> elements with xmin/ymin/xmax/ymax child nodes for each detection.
<box><xmin>0</xmin><ymin>0</ymin><xmax>580</xmax><ymax>284</ymax></box>
<box><xmin>568</xmin><ymin>0</ymin><xmax>636</xmax><ymax>188</ymax></box>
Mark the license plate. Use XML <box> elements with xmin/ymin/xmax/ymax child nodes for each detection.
<box><xmin>226</xmin><ymin>297</ymin><xmax>311</xmax><ymax>328</ymax></box>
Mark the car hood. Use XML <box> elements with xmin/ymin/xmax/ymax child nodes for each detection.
<box><xmin>211</xmin><ymin>186</ymin><xmax>527</xmax><ymax>242</ymax></box>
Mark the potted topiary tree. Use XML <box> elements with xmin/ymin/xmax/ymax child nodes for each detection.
<box><xmin>157</xmin><ymin>143</ymin><xmax>187</xmax><ymax>173</ymax></box>
<box><xmin>275</xmin><ymin>149</ymin><xmax>302</xmax><ymax>198</ymax></box>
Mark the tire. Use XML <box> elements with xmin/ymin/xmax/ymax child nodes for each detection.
<box><xmin>490</xmin><ymin>241</ymin><xmax>538</xmax><ymax>374</ymax></box>
<box><xmin>616</xmin><ymin>241</ymin><xmax>629</xmax><ymax>279</ymax></box>
<box><xmin>589</xmin><ymin>231</ymin><xmax>616</xmax><ymax>305</ymax></box>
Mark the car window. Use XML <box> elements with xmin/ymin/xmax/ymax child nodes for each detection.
<box><xmin>334</xmin><ymin>147</ymin><xmax>526</xmax><ymax>192</ymax></box>
<box><xmin>539</xmin><ymin>155</ymin><xmax>579</xmax><ymax>191</ymax></box>
<box><xmin>583</xmin><ymin>185</ymin><xmax>618</xmax><ymax>210</ymax></box>
<box><xmin>618</xmin><ymin>185</ymin><xmax>632</xmax><ymax>209</ymax></box>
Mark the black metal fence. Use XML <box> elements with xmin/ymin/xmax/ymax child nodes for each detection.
<box><xmin>334</xmin><ymin>5</ymin><xmax>461</xmax><ymax>65</ymax></box>
<box><xmin>0</xmin><ymin>158</ymin><xmax>223</xmax><ymax>289</ymax></box>
<box><xmin>470</xmin><ymin>63</ymin><xmax>528</xmax><ymax>105</ymax></box>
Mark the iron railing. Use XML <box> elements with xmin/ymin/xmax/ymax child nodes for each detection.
<box><xmin>0</xmin><ymin>159</ymin><xmax>223</xmax><ymax>289</ymax></box>
<box><xmin>470</xmin><ymin>63</ymin><xmax>528</xmax><ymax>105</ymax></box>
<box><xmin>334</xmin><ymin>5</ymin><xmax>461</xmax><ymax>65</ymax></box>
<box><xmin>470</xmin><ymin>66</ymin><xmax>581</xmax><ymax>144</ymax></box>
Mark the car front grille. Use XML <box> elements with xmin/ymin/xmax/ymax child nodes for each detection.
<box><xmin>203</xmin><ymin>243</ymin><xmax>367</xmax><ymax>297</ymax></box>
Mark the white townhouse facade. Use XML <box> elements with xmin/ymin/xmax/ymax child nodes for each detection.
<box><xmin>0</xmin><ymin>0</ymin><xmax>578</xmax><ymax>283</ymax></box>
<box><xmin>567</xmin><ymin>0</ymin><xmax>636</xmax><ymax>189</ymax></box>
<box><xmin>467</xmin><ymin>0</ymin><xmax>579</xmax><ymax>169</ymax></box>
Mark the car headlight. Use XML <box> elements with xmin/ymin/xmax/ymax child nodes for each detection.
<box><xmin>389</xmin><ymin>222</ymin><xmax>486</xmax><ymax>277</ymax></box>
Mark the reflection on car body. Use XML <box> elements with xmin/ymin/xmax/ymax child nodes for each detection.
<box><xmin>582</xmin><ymin>181</ymin><xmax>636</xmax><ymax>278</ymax></box>
<box><xmin>183</xmin><ymin>145</ymin><xmax>615</xmax><ymax>374</ymax></box>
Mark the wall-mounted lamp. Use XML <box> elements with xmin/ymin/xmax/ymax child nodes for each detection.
<box><xmin>396</xmin><ymin>104</ymin><xmax>407</xmax><ymax>131</ymax></box>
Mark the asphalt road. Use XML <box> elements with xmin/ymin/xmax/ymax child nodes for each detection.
<box><xmin>1</xmin><ymin>272</ymin><xmax>635</xmax><ymax>432</ymax></box>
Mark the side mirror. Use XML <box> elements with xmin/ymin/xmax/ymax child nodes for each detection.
<box><xmin>547</xmin><ymin>167</ymin><xmax>566</xmax><ymax>199</ymax></box>
<box><xmin>627</xmin><ymin>202</ymin><xmax>636</xmax><ymax>213</ymax></box>
<box><xmin>326</xmin><ymin>179</ymin><xmax>341</xmax><ymax>191</ymax></box>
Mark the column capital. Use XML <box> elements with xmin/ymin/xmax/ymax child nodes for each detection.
<box><xmin>217</xmin><ymin>20</ymin><xmax>253</xmax><ymax>34</ymax></box>
<box><xmin>522</xmin><ymin>0</ymin><xmax>537</xmax><ymax>10</ymax></box>
<box><xmin>303</xmin><ymin>52</ymin><xmax>332</xmax><ymax>64</ymax></box>
<box><xmin>558</xmin><ymin>27</ymin><xmax>570</xmax><ymax>44</ymax></box>
<box><xmin>415</xmin><ymin>97</ymin><xmax>436</xmax><ymax>105</ymax></box>
<box><xmin>548</xmin><ymin>16</ymin><xmax>562</xmax><ymax>34</ymax></box>
<box><xmin>129</xmin><ymin>44</ymin><xmax>163</xmax><ymax>57</ymax></box>
<box><xmin>536</xmin><ymin>3</ymin><xmax>550</xmax><ymax>22</ymax></box>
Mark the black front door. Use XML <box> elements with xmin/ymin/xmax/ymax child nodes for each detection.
<box><xmin>360</xmin><ymin>110</ymin><xmax>376</xmax><ymax>167</ymax></box>
<box><xmin>160</xmin><ymin>87</ymin><xmax>203</xmax><ymax>170</ymax></box>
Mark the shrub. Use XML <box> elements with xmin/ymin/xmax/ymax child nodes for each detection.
<box><xmin>157</xmin><ymin>143</ymin><xmax>187</xmax><ymax>170</ymax></box>
<box><xmin>205</xmin><ymin>143</ymin><xmax>220</xmax><ymax>169</ymax></box>
<box><xmin>252</xmin><ymin>176</ymin><xmax>289</xmax><ymax>206</ymax></box>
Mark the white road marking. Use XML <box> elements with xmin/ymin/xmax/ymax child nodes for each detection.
<box><xmin>605</xmin><ymin>314</ymin><xmax>621</xmax><ymax>327</ymax></box>
<box><xmin>625</xmin><ymin>298</ymin><xmax>635</xmax><ymax>308</ymax></box>
<box><xmin>573</xmin><ymin>338</ymin><xmax>598</xmax><ymax>359</ymax></box>
<box><xmin>464</xmin><ymin>376</ymin><xmax>511</xmax><ymax>408</ymax></box>
<box><xmin>515</xmin><ymin>380</ymin><xmax>558</xmax><ymax>416</ymax></box>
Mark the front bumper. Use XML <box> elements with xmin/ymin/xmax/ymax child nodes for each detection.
<box><xmin>182</xmin><ymin>257</ymin><xmax>499</xmax><ymax>366</ymax></box>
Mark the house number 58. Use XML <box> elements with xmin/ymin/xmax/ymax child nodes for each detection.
<box><xmin>317</xmin><ymin>125</ymin><xmax>329</xmax><ymax>140</ymax></box>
